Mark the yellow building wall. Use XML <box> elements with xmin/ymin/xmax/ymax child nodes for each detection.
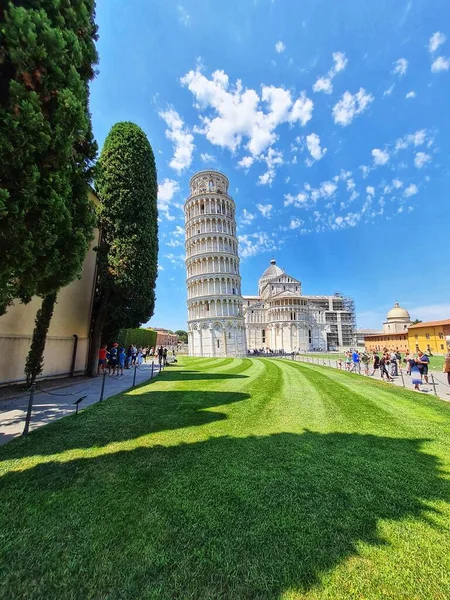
<box><xmin>0</xmin><ymin>191</ymin><xmax>100</xmax><ymax>384</ymax></box>
<box><xmin>407</xmin><ymin>325</ymin><xmax>448</xmax><ymax>354</ymax></box>
<box><xmin>364</xmin><ymin>335</ymin><xmax>408</xmax><ymax>353</ymax></box>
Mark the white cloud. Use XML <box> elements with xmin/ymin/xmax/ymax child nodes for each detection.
<box><xmin>159</xmin><ymin>108</ymin><xmax>194</xmax><ymax>173</ymax></box>
<box><xmin>181</xmin><ymin>67</ymin><xmax>313</xmax><ymax>157</ymax></box>
<box><xmin>371</xmin><ymin>148</ymin><xmax>390</xmax><ymax>165</ymax></box>
<box><xmin>394</xmin><ymin>129</ymin><xmax>429</xmax><ymax>152</ymax></box>
<box><xmin>305</xmin><ymin>133</ymin><xmax>327</xmax><ymax>162</ymax></box>
<box><xmin>166</xmin><ymin>239</ymin><xmax>183</xmax><ymax>247</ymax></box>
<box><xmin>238</xmin><ymin>156</ymin><xmax>254</xmax><ymax>169</ymax></box>
<box><xmin>366</xmin><ymin>186</ymin><xmax>375</xmax><ymax>196</ymax></box>
<box><xmin>158</xmin><ymin>178</ymin><xmax>180</xmax><ymax>220</ymax></box>
<box><xmin>404</xmin><ymin>183</ymin><xmax>418</xmax><ymax>197</ymax></box>
<box><xmin>238</xmin><ymin>232</ymin><xmax>277</xmax><ymax>258</ymax></box>
<box><xmin>414</xmin><ymin>152</ymin><xmax>431</xmax><ymax>168</ymax></box>
<box><xmin>158</xmin><ymin>264</ymin><xmax>164</xmax><ymax>271</ymax></box>
<box><xmin>200</xmin><ymin>152</ymin><xmax>215</xmax><ymax>162</ymax></box>
<box><xmin>313</xmin><ymin>77</ymin><xmax>333</xmax><ymax>94</ymax></box>
<box><xmin>392</xmin><ymin>179</ymin><xmax>403</xmax><ymax>189</ymax></box>
<box><xmin>429</xmin><ymin>32</ymin><xmax>446</xmax><ymax>53</ymax></box>
<box><xmin>177</xmin><ymin>5</ymin><xmax>190</xmax><ymax>26</ymax></box>
<box><xmin>173</xmin><ymin>225</ymin><xmax>184</xmax><ymax>237</ymax></box>
<box><xmin>313</xmin><ymin>51</ymin><xmax>348</xmax><ymax>94</ymax></box>
<box><xmin>258</xmin><ymin>147</ymin><xmax>284</xmax><ymax>185</ymax></box>
<box><xmin>241</xmin><ymin>209</ymin><xmax>255</xmax><ymax>225</ymax></box>
<box><xmin>407</xmin><ymin>303</ymin><xmax>450</xmax><ymax>322</ymax></box>
<box><xmin>431</xmin><ymin>56</ymin><xmax>450</xmax><ymax>72</ymax></box>
<box><xmin>392</xmin><ymin>58</ymin><xmax>408</xmax><ymax>76</ymax></box>
<box><xmin>332</xmin><ymin>88</ymin><xmax>374</xmax><ymax>126</ymax></box>
<box><xmin>284</xmin><ymin>192</ymin><xmax>309</xmax><ymax>207</ymax></box>
<box><xmin>275</xmin><ymin>41</ymin><xmax>285</xmax><ymax>53</ymax></box>
<box><xmin>405</xmin><ymin>91</ymin><xmax>416</xmax><ymax>99</ymax></box>
<box><xmin>256</xmin><ymin>203</ymin><xmax>273</xmax><ymax>218</ymax></box>
<box><xmin>164</xmin><ymin>253</ymin><xmax>185</xmax><ymax>267</ymax></box>
<box><xmin>383</xmin><ymin>84</ymin><xmax>395</xmax><ymax>97</ymax></box>
<box><xmin>289</xmin><ymin>218</ymin><xmax>304</xmax><ymax>229</ymax></box>
<box><xmin>346</xmin><ymin>178</ymin><xmax>356</xmax><ymax>191</ymax></box>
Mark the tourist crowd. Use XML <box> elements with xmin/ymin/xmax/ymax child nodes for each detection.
<box><xmin>338</xmin><ymin>348</ymin><xmax>450</xmax><ymax>392</ymax></box>
<box><xmin>97</xmin><ymin>344</ymin><xmax>176</xmax><ymax>376</ymax></box>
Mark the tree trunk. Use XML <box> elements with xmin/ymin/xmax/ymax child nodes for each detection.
<box><xmin>87</xmin><ymin>290</ymin><xmax>110</xmax><ymax>377</ymax></box>
<box><xmin>24</xmin><ymin>292</ymin><xmax>57</xmax><ymax>386</ymax></box>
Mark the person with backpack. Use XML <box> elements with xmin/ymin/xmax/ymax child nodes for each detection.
<box><xmin>157</xmin><ymin>346</ymin><xmax>163</xmax><ymax>367</ymax></box>
<box><xmin>163</xmin><ymin>347</ymin><xmax>168</xmax><ymax>366</ymax></box>
<box><xmin>360</xmin><ymin>351</ymin><xmax>370</xmax><ymax>375</ymax></box>
<box><xmin>118</xmin><ymin>347</ymin><xmax>126</xmax><ymax>376</ymax></box>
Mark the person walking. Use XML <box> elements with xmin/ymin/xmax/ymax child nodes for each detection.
<box><xmin>351</xmin><ymin>350</ymin><xmax>360</xmax><ymax>373</ymax></box>
<box><xmin>360</xmin><ymin>351</ymin><xmax>370</xmax><ymax>375</ymax></box>
<box><xmin>370</xmin><ymin>352</ymin><xmax>380</xmax><ymax>376</ymax></box>
<box><xmin>157</xmin><ymin>345</ymin><xmax>163</xmax><ymax>368</ymax></box>
<box><xmin>345</xmin><ymin>351</ymin><xmax>352</xmax><ymax>371</ymax></box>
<box><xmin>410</xmin><ymin>357</ymin><xmax>422</xmax><ymax>391</ymax></box>
<box><xmin>131</xmin><ymin>345</ymin><xmax>138</xmax><ymax>366</ymax></box>
<box><xmin>380</xmin><ymin>352</ymin><xmax>394</xmax><ymax>382</ymax></box>
<box><xmin>126</xmin><ymin>345</ymin><xmax>133</xmax><ymax>369</ymax></box>
<box><xmin>390</xmin><ymin>350</ymin><xmax>398</xmax><ymax>377</ymax></box>
<box><xmin>163</xmin><ymin>347</ymin><xmax>168</xmax><ymax>366</ymax></box>
<box><xmin>417</xmin><ymin>350</ymin><xmax>430</xmax><ymax>385</ymax></box>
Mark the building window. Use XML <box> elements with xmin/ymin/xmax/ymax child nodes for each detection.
<box><xmin>217</xmin><ymin>340</ymin><xmax>220</xmax><ymax>348</ymax></box>
<box><xmin>262</xmin><ymin>329</ymin><xmax>266</xmax><ymax>344</ymax></box>
<box><xmin>228</xmin><ymin>332</ymin><xmax>231</xmax><ymax>339</ymax></box>
<box><xmin>425</xmin><ymin>333</ymin><xmax>430</xmax><ymax>340</ymax></box>
<box><xmin>415</xmin><ymin>335</ymin><xmax>418</xmax><ymax>340</ymax></box>
<box><xmin>441</xmin><ymin>344</ymin><xmax>445</xmax><ymax>350</ymax></box>
<box><xmin>439</xmin><ymin>332</ymin><xmax>444</xmax><ymax>339</ymax></box>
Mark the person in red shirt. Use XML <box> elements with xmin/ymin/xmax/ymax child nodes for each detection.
<box><xmin>98</xmin><ymin>345</ymin><xmax>107</xmax><ymax>375</ymax></box>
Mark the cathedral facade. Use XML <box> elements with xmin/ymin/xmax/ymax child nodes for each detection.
<box><xmin>243</xmin><ymin>259</ymin><xmax>355</xmax><ymax>353</ymax></box>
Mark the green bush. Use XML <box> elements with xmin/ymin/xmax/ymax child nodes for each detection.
<box><xmin>116</xmin><ymin>328</ymin><xmax>157</xmax><ymax>350</ymax></box>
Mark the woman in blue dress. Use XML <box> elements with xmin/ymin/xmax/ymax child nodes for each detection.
<box><xmin>409</xmin><ymin>355</ymin><xmax>422</xmax><ymax>391</ymax></box>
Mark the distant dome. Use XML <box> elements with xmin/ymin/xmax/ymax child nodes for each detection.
<box><xmin>260</xmin><ymin>258</ymin><xmax>284</xmax><ymax>282</ymax></box>
<box><xmin>386</xmin><ymin>302</ymin><xmax>411</xmax><ymax>322</ymax></box>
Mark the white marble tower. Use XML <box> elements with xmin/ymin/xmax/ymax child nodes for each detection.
<box><xmin>185</xmin><ymin>170</ymin><xmax>247</xmax><ymax>357</ymax></box>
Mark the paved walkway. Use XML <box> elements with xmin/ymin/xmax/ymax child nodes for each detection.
<box><xmin>292</xmin><ymin>355</ymin><xmax>450</xmax><ymax>401</ymax></box>
<box><xmin>0</xmin><ymin>362</ymin><xmax>162</xmax><ymax>446</ymax></box>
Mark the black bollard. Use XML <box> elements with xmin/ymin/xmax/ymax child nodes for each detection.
<box><xmin>151</xmin><ymin>360</ymin><xmax>154</xmax><ymax>378</ymax></box>
<box><xmin>23</xmin><ymin>384</ymin><xmax>36</xmax><ymax>436</ymax></box>
<box><xmin>99</xmin><ymin>369</ymin><xmax>106</xmax><ymax>402</ymax></box>
<box><xmin>133</xmin><ymin>364</ymin><xmax>137</xmax><ymax>387</ymax></box>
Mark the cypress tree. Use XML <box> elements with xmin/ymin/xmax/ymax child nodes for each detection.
<box><xmin>0</xmin><ymin>1</ymin><xmax>98</xmax><ymax>382</ymax></box>
<box><xmin>89</xmin><ymin>122</ymin><xmax>159</xmax><ymax>375</ymax></box>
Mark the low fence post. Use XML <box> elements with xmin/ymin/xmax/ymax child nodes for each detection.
<box><xmin>430</xmin><ymin>374</ymin><xmax>438</xmax><ymax>397</ymax></box>
<box><xmin>400</xmin><ymin>370</ymin><xmax>406</xmax><ymax>388</ymax></box>
<box><xmin>99</xmin><ymin>369</ymin><xmax>106</xmax><ymax>402</ymax></box>
<box><xmin>22</xmin><ymin>383</ymin><xmax>36</xmax><ymax>436</ymax></box>
<box><xmin>133</xmin><ymin>364</ymin><xmax>137</xmax><ymax>387</ymax></box>
<box><xmin>151</xmin><ymin>360</ymin><xmax>154</xmax><ymax>378</ymax></box>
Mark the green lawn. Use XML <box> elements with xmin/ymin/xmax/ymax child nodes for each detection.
<box><xmin>301</xmin><ymin>352</ymin><xmax>445</xmax><ymax>371</ymax></box>
<box><xmin>1</xmin><ymin>357</ymin><xmax>450</xmax><ymax>599</ymax></box>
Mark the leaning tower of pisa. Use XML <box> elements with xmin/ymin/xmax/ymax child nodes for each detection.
<box><xmin>185</xmin><ymin>170</ymin><xmax>247</xmax><ymax>357</ymax></box>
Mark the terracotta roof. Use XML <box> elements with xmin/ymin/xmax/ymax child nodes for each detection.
<box><xmin>364</xmin><ymin>332</ymin><xmax>406</xmax><ymax>338</ymax></box>
<box><xmin>408</xmin><ymin>319</ymin><xmax>450</xmax><ymax>329</ymax></box>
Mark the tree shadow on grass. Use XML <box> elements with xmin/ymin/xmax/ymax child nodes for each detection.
<box><xmin>0</xmin><ymin>389</ymin><xmax>250</xmax><ymax>459</ymax></box>
<box><xmin>1</xmin><ymin>431</ymin><xmax>449</xmax><ymax>599</ymax></box>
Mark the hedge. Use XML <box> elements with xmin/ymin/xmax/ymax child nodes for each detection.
<box><xmin>116</xmin><ymin>328</ymin><xmax>157</xmax><ymax>350</ymax></box>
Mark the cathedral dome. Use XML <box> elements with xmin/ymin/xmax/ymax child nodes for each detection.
<box><xmin>260</xmin><ymin>258</ymin><xmax>284</xmax><ymax>281</ymax></box>
<box><xmin>386</xmin><ymin>302</ymin><xmax>410</xmax><ymax>322</ymax></box>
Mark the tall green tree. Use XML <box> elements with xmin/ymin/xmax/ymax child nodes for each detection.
<box><xmin>0</xmin><ymin>1</ymin><xmax>98</xmax><ymax>383</ymax></box>
<box><xmin>89</xmin><ymin>122</ymin><xmax>158</xmax><ymax>375</ymax></box>
<box><xmin>175</xmin><ymin>330</ymin><xmax>188</xmax><ymax>343</ymax></box>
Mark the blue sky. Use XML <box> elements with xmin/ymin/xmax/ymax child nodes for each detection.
<box><xmin>90</xmin><ymin>0</ymin><xmax>450</xmax><ymax>331</ymax></box>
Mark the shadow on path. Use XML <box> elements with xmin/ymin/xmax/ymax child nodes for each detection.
<box><xmin>1</xmin><ymin>430</ymin><xmax>449</xmax><ymax>599</ymax></box>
